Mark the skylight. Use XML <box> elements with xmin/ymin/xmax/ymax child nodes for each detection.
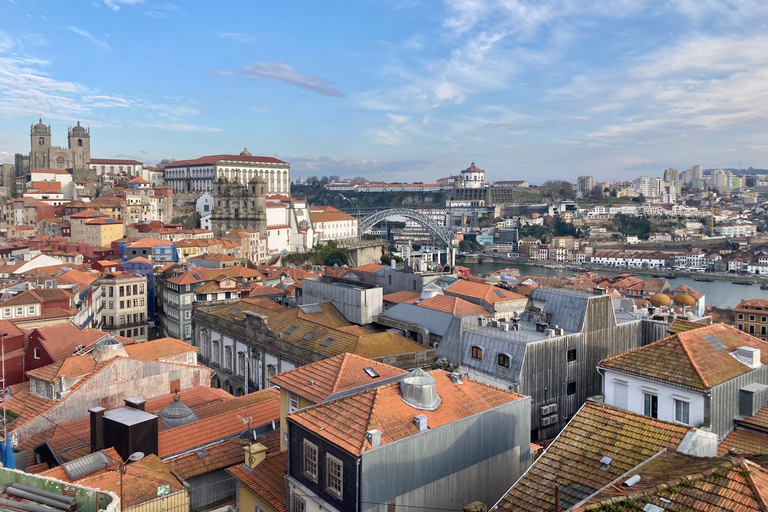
<box><xmin>192</xmin><ymin>273</ymin><xmax>201</xmax><ymax>280</ymax></box>
<box><xmin>321</xmin><ymin>337</ymin><xmax>333</xmax><ymax>347</ymax></box>
<box><xmin>231</xmin><ymin>308</ymin><xmax>240</xmax><ymax>315</ymax></box>
<box><xmin>364</xmin><ymin>367</ymin><xmax>379</xmax><ymax>378</ymax></box>
<box><xmin>286</xmin><ymin>326</ymin><xmax>297</xmax><ymax>335</ymax></box>
<box><xmin>494</xmin><ymin>289</ymin><xmax>505</xmax><ymax>297</ymax></box>
<box><xmin>303</xmin><ymin>332</ymin><xmax>315</xmax><ymax>340</ymax></box>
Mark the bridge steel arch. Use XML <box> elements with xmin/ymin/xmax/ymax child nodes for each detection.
<box><xmin>359</xmin><ymin>208</ymin><xmax>454</xmax><ymax>249</ymax></box>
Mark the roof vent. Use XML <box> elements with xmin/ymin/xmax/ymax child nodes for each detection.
<box><xmin>160</xmin><ymin>397</ymin><xmax>198</xmax><ymax>428</ymax></box>
<box><xmin>599</xmin><ymin>456</ymin><xmax>612</xmax><ymax>471</ymax></box>
<box><xmin>414</xmin><ymin>414</ymin><xmax>428</xmax><ymax>432</ymax></box>
<box><xmin>450</xmin><ymin>372</ymin><xmax>463</xmax><ymax>385</ymax></box>
<box><xmin>400</xmin><ymin>368</ymin><xmax>441</xmax><ymax>411</ymax></box>
<box><xmin>366</xmin><ymin>429</ymin><xmax>381</xmax><ymax>448</ymax></box>
<box><xmin>623</xmin><ymin>475</ymin><xmax>641</xmax><ymax>486</ymax></box>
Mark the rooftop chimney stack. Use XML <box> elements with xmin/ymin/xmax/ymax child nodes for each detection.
<box><xmin>89</xmin><ymin>407</ymin><xmax>105</xmax><ymax>453</ymax></box>
<box><xmin>243</xmin><ymin>443</ymin><xmax>268</xmax><ymax>469</ymax></box>
<box><xmin>414</xmin><ymin>414</ymin><xmax>428</xmax><ymax>432</ymax></box>
<box><xmin>450</xmin><ymin>372</ymin><xmax>463</xmax><ymax>385</ymax></box>
<box><xmin>124</xmin><ymin>397</ymin><xmax>147</xmax><ymax>411</ymax></box>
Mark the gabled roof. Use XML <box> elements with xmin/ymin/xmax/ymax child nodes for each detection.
<box><xmin>600</xmin><ymin>323</ymin><xmax>768</xmax><ymax>390</ymax></box>
<box><xmin>491</xmin><ymin>401</ymin><xmax>694</xmax><ymax>512</ymax></box>
<box><xmin>26</xmin><ymin>354</ymin><xmax>95</xmax><ymax>382</ymax></box>
<box><xmin>570</xmin><ymin>452</ymin><xmax>768</xmax><ymax>512</ymax></box>
<box><xmin>416</xmin><ymin>295</ymin><xmax>491</xmax><ymax>317</ymax></box>
<box><xmin>383</xmin><ymin>291</ymin><xmax>420</xmax><ymax>304</ymax></box>
<box><xmin>351</xmin><ymin>263</ymin><xmax>386</xmax><ymax>274</ymax></box>
<box><xmin>445</xmin><ymin>280</ymin><xmax>525</xmax><ymax>305</ymax></box>
<box><xmin>289</xmin><ymin>370</ymin><xmax>524</xmax><ymax>456</ymax></box>
<box><xmin>269</xmin><ymin>353</ymin><xmax>405</xmax><ymax>404</ymax></box>
<box><xmin>227</xmin><ymin>451</ymin><xmax>288</xmax><ymax>512</ymax></box>
<box><xmin>167</xmin><ymin>271</ymin><xmax>206</xmax><ymax>285</ymax></box>
<box><xmin>124</xmin><ymin>337</ymin><xmax>197</xmax><ymax>362</ymax></box>
<box><xmin>0</xmin><ymin>287</ymin><xmax>74</xmax><ymax>307</ymax></box>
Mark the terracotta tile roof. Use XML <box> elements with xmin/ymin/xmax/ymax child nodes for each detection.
<box><xmin>719</xmin><ymin>428</ymin><xmax>768</xmax><ymax>455</ymax></box>
<box><xmin>124</xmin><ymin>337</ymin><xmax>198</xmax><ymax>362</ymax></box>
<box><xmin>128</xmin><ymin>238</ymin><xmax>173</xmax><ymax>248</ymax></box>
<box><xmin>269</xmin><ymin>353</ymin><xmax>405</xmax><ymax>404</ymax></box>
<box><xmin>350</xmin><ymin>263</ymin><xmax>386</xmax><ymax>274</ymax></box>
<box><xmin>0</xmin><ymin>288</ymin><xmax>73</xmax><ymax>307</ymax></box>
<box><xmin>227</xmin><ymin>451</ymin><xmax>288</xmax><ymax>512</ymax></box>
<box><xmin>158</xmin><ymin>388</ymin><xmax>280</xmax><ymax>457</ymax></box>
<box><xmin>32</xmin><ymin>169</ymin><xmax>70</xmax><ymax>175</ymax></box>
<box><xmin>247</xmin><ymin>285</ymin><xmax>282</xmax><ymax>297</ymax></box>
<box><xmin>193</xmin><ymin>281</ymin><xmax>243</xmax><ymax>294</ymax></box>
<box><xmin>671</xmin><ymin>284</ymin><xmax>704</xmax><ymax>300</ymax></box>
<box><xmin>167</xmin><ymin>271</ymin><xmax>205</xmax><ymax>285</ymax></box>
<box><xmin>416</xmin><ymin>295</ymin><xmax>491</xmax><ymax>317</ymax></box>
<box><xmin>0</xmin><ymin>319</ymin><xmax>28</xmax><ymax>339</ymax></box>
<box><xmin>571</xmin><ymin>452</ymin><xmax>768</xmax><ymax>512</ymax></box>
<box><xmin>207</xmin><ymin>298</ymin><xmax>427</xmax><ymax>359</ymax></box>
<box><xmin>491</xmin><ymin>401</ymin><xmax>694</xmax><ymax>512</ymax></box>
<box><xmin>34</xmin><ymin>323</ymin><xmax>133</xmax><ymax>362</ymax></box>
<box><xmin>289</xmin><ymin>370</ymin><xmax>524</xmax><ymax>456</ymax></box>
<box><xmin>737</xmin><ymin>299</ymin><xmax>768</xmax><ymax>310</ymax></box>
<box><xmin>26</xmin><ymin>354</ymin><xmax>96</xmax><ymax>382</ymax></box>
<box><xmin>445</xmin><ymin>280</ymin><xmax>525</xmax><ymax>305</ymax></box>
<box><xmin>310</xmin><ymin>207</ymin><xmax>358</xmax><ymax>223</ymax></box>
<box><xmin>58</xmin><ymin>269</ymin><xmax>98</xmax><ymax>288</ymax></box>
<box><xmin>743</xmin><ymin>402</ymin><xmax>768</xmax><ymax>431</ymax></box>
<box><xmin>91</xmin><ymin>158</ymin><xmax>144</xmax><ymax>165</ymax></box>
<box><xmin>667</xmin><ymin>318</ymin><xmax>709</xmax><ymax>334</ymax></box>
<box><xmin>383</xmin><ymin>291</ymin><xmax>420</xmax><ymax>304</ymax></box>
<box><xmin>172</xmin><ymin>439</ymin><xmax>246</xmax><ymax>479</ymax></box>
<box><xmin>77</xmin><ymin>454</ymin><xmax>184</xmax><ymax>508</ymax></box>
<box><xmin>599</xmin><ymin>323</ymin><xmax>768</xmax><ymax>390</ymax></box>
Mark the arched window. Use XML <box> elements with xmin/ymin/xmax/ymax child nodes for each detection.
<box><xmin>212</xmin><ymin>340</ymin><xmax>220</xmax><ymax>364</ymax></box>
<box><xmin>498</xmin><ymin>353</ymin><xmax>511</xmax><ymax>368</ymax></box>
<box><xmin>267</xmin><ymin>364</ymin><xmax>277</xmax><ymax>378</ymax></box>
<box><xmin>38</xmin><ymin>137</ymin><xmax>44</xmax><ymax>145</ymax></box>
<box><xmin>225</xmin><ymin>346</ymin><xmax>232</xmax><ymax>371</ymax></box>
<box><xmin>238</xmin><ymin>352</ymin><xmax>245</xmax><ymax>375</ymax></box>
<box><xmin>78</xmin><ymin>139</ymin><xmax>83</xmax><ymax>147</ymax></box>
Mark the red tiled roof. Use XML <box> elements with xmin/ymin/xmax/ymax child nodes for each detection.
<box><xmin>90</xmin><ymin>158</ymin><xmax>144</xmax><ymax>165</ymax></box>
<box><xmin>383</xmin><ymin>291</ymin><xmax>420</xmax><ymax>304</ymax></box>
<box><xmin>491</xmin><ymin>401</ymin><xmax>694</xmax><ymax>512</ymax></box>
<box><xmin>719</xmin><ymin>428</ymin><xmax>768</xmax><ymax>455</ymax></box>
<box><xmin>350</xmin><ymin>263</ymin><xmax>386</xmax><ymax>274</ymax></box>
<box><xmin>124</xmin><ymin>337</ymin><xmax>197</xmax><ymax>362</ymax></box>
<box><xmin>416</xmin><ymin>295</ymin><xmax>491</xmax><ymax>317</ymax></box>
<box><xmin>33</xmin><ymin>324</ymin><xmax>134</xmax><ymax>362</ymax></box>
<box><xmin>31</xmin><ymin>169</ymin><xmax>70</xmax><ymax>175</ymax></box>
<box><xmin>227</xmin><ymin>451</ymin><xmax>288</xmax><ymax>512</ymax></box>
<box><xmin>600</xmin><ymin>323</ymin><xmax>768</xmax><ymax>390</ymax></box>
<box><xmin>269</xmin><ymin>353</ymin><xmax>405</xmax><ymax>404</ymax></box>
<box><xmin>289</xmin><ymin>370</ymin><xmax>524</xmax><ymax>456</ymax></box>
<box><xmin>445</xmin><ymin>280</ymin><xmax>525</xmax><ymax>305</ymax></box>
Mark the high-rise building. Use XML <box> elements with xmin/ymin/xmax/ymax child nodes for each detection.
<box><xmin>633</xmin><ymin>176</ymin><xmax>657</xmax><ymax>198</ymax></box>
<box><xmin>663</xmin><ymin>168</ymin><xmax>679</xmax><ymax>185</ymax></box>
<box><xmin>691</xmin><ymin>165</ymin><xmax>704</xmax><ymax>190</ymax></box>
<box><xmin>711</xmin><ymin>169</ymin><xmax>732</xmax><ymax>190</ymax></box>
<box><xmin>576</xmin><ymin>175</ymin><xmax>595</xmax><ymax>199</ymax></box>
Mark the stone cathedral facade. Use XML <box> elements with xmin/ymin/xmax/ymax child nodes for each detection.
<box><xmin>14</xmin><ymin>119</ymin><xmax>92</xmax><ymax>188</ymax></box>
<box><xmin>210</xmin><ymin>176</ymin><xmax>267</xmax><ymax>238</ymax></box>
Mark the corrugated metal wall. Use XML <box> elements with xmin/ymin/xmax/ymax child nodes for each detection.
<box><xmin>709</xmin><ymin>366</ymin><xmax>768</xmax><ymax>440</ymax></box>
<box><xmin>360</xmin><ymin>397</ymin><xmax>530</xmax><ymax>512</ymax></box>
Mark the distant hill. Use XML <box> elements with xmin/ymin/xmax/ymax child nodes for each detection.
<box><xmin>703</xmin><ymin>167</ymin><xmax>768</xmax><ymax>175</ymax></box>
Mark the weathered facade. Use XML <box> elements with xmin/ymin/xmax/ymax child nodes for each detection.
<box><xmin>437</xmin><ymin>288</ymin><xmax>673</xmax><ymax>440</ymax></box>
<box><xmin>210</xmin><ymin>177</ymin><xmax>266</xmax><ymax>238</ymax></box>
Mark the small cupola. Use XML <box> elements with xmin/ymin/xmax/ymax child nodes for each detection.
<box><xmin>91</xmin><ymin>335</ymin><xmax>128</xmax><ymax>363</ymax></box>
<box><xmin>400</xmin><ymin>368</ymin><xmax>441</xmax><ymax>411</ymax></box>
<box><xmin>420</xmin><ymin>283</ymin><xmax>443</xmax><ymax>300</ymax></box>
<box><xmin>160</xmin><ymin>397</ymin><xmax>198</xmax><ymax>428</ymax></box>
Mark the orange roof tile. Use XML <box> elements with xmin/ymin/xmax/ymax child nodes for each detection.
<box><xmin>416</xmin><ymin>295</ymin><xmax>491</xmax><ymax>317</ymax></box>
<box><xmin>382</xmin><ymin>291</ymin><xmax>420</xmax><ymax>304</ymax></box>
<box><xmin>491</xmin><ymin>401</ymin><xmax>694</xmax><ymax>512</ymax></box>
<box><xmin>350</xmin><ymin>263</ymin><xmax>386</xmax><ymax>274</ymax></box>
<box><xmin>289</xmin><ymin>370</ymin><xmax>524</xmax><ymax>456</ymax></box>
<box><xmin>719</xmin><ymin>428</ymin><xmax>768</xmax><ymax>455</ymax></box>
<box><xmin>600</xmin><ymin>323</ymin><xmax>768</xmax><ymax>390</ymax></box>
<box><xmin>124</xmin><ymin>337</ymin><xmax>198</xmax><ymax>362</ymax></box>
<box><xmin>26</xmin><ymin>354</ymin><xmax>96</xmax><ymax>382</ymax></box>
<box><xmin>33</xmin><ymin>323</ymin><xmax>134</xmax><ymax>362</ymax></box>
<box><xmin>269</xmin><ymin>353</ymin><xmax>405</xmax><ymax>404</ymax></box>
<box><xmin>445</xmin><ymin>280</ymin><xmax>525</xmax><ymax>305</ymax></box>
<box><xmin>227</xmin><ymin>451</ymin><xmax>288</xmax><ymax>512</ymax></box>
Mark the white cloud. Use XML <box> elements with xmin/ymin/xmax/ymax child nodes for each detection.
<box><xmin>218</xmin><ymin>33</ymin><xmax>256</xmax><ymax>44</ymax></box>
<box><xmin>366</xmin><ymin>128</ymin><xmax>404</xmax><ymax>145</ymax></box>
<box><xmin>239</xmin><ymin>61</ymin><xmax>345</xmax><ymax>97</ymax></box>
<box><xmin>66</xmin><ymin>26</ymin><xmax>110</xmax><ymax>52</ymax></box>
<box><xmin>209</xmin><ymin>70</ymin><xmax>232</xmax><ymax>76</ymax></box>
<box><xmin>141</xmin><ymin>123</ymin><xmax>223</xmax><ymax>132</ymax></box>
<box><xmin>102</xmin><ymin>0</ymin><xmax>143</xmax><ymax>11</ymax></box>
<box><xmin>386</xmin><ymin>113</ymin><xmax>410</xmax><ymax>124</ymax></box>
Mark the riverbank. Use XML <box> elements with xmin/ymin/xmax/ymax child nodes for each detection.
<box><xmin>457</xmin><ymin>253</ymin><xmax>768</xmax><ymax>284</ymax></box>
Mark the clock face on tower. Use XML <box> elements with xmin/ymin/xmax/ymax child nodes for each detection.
<box><xmin>38</xmin><ymin>137</ymin><xmax>44</xmax><ymax>145</ymax></box>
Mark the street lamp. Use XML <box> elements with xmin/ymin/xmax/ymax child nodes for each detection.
<box><xmin>118</xmin><ymin>451</ymin><xmax>144</xmax><ymax>512</ymax></box>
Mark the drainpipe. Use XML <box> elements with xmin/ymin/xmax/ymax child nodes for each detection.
<box><xmin>356</xmin><ymin>456</ymin><xmax>361</xmax><ymax>512</ymax></box>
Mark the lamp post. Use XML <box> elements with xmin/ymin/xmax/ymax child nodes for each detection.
<box><xmin>118</xmin><ymin>452</ymin><xmax>144</xmax><ymax>512</ymax></box>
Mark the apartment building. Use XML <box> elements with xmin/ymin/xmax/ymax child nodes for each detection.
<box><xmin>98</xmin><ymin>271</ymin><xmax>149</xmax><ymax>342</ymax></box>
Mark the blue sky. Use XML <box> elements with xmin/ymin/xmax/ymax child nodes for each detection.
<box><xmin>0</xmin><ymin>0</ymin><xmax>766</xmax><ymax>183</ymax></box>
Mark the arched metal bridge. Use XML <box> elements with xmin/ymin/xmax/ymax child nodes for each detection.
<box><xmin>358</xmin><ymin>208</ymin><xmax>455</xmax><ymax>249</ymax></box>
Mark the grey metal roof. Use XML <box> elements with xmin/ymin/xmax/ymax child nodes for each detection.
<box><xmin>160</xmin><ymin>397</ymin><xmax>198</xmax><ymax>428</ymax></box>
<box><xmin>298</xmin><ymin>304</ymin><xmax>323</xmax><ymax>314</ymax></box>
<box><xmin>382</xmin><ymin>303</ymin><xmax>458</xmax><ymax>337</ymax></box>
<box><xmin>530</xmin><ymin>288</ymin><xmax>592</xmax><ymax>332</ymax></box>
<box><xmin>104</xmin><ymin>407</ymin><xmax>156</xmax><ymax>426</ymax></box>
<box><xmin>460</xmin><ymin>330</ymin><xmax>527</xmax><ymax>383</ymax></box>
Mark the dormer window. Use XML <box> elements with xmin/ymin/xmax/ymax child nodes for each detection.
<box><xmin>471</xmin><ymin>346</ymin><xmax>483</xmax><ymax>360</ymax></box>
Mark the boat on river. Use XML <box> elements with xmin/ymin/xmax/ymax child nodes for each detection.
<box><xmin>734</xmin><ymin>281</ymin><xmax>754</xmax><ymax>286</ymax></box>
<box><xmin>694</xmin><ymin>278</ymin><xmax>714</xmax><ymax>282</ymax></box>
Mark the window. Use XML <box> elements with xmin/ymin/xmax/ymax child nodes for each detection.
<box><xmin>498</xmin><ymin>353</ymin><xmax>510</xmax><ymax>368</ymax></box>
<box><xmin>674</xmin><ymin>399</ymin><xmax>690</xmax><ymax>424</ymax></box>
<box><xmin>739</xmin><ymin>324</ymin><xmax>744</xmax><ymax>331</ymax></box>
<box><xmin>614</xmin><ymin>380</ymin><xmax>628</xmax><ymax>409</ymax></box>
<box><xmin>289</xmin><ymin>392</ymin><xmax>300</xmax><ymax>413</ymax></box>
<box><xmin>133</xmin><ymin>284</ymin><xmax>138</xmax><ymax>295</ymax></box>
<box><xmin>33</xmin><ymin>347</ymin><xmax>40</xmax><ymax>359</ymax></box>
<box><xmin>567</xmin><ymin>348</ymin><xmax>577</xmax><ymax>362</ymax></box>
<box><xmin>119</xmin><ymin>286</ymin><xmax>125</xmax><ymax>297</ymax></box>
<box><xmin>212</xmin><ymin>341</ymin><xmax>220</xmax><ymax>364</ymax></box>
<box><xmin>644</xmin><ymin>392</ymin><xmax>658</xmax><ymax>418</ymax></box>
<box><xmin>290</xmin><ymin>494</ymin><xmax>305</xmax><ymax>512</ymax></box>
<box><xmin>109</xmin><ymin>301</ymin><xmax>114</xmax><ymax>309</ymax></box>
<box><xmin>28</xmin><ymin>306</ymin><xmax>35</xmax><ymax>315</ymax></box>
<box><xmin>566</xmin><ymin>382</ymin><xmax>576</xmax><ymax>395</ymax></box>
<box><xmin>109</xmin><ymin>287</ymin><xmax>114</xmax><ymax>298</ymax></box>
<box><xmin>225</xmin><ymin>346</ymin><xmax>232</xmax><ymax>371</ymax></box>
<box><xmin>750</xmin><ymin>315</ymin><xmax>756</xmax><ymax>321</ymax></box>
<box><xmin>15</xmin><ymin>307</ymin><xmax>23</xmax><ymax>316</ymax></box>
<box><xmin>325</xmin><ymin>454</ymin><xmax>343</xmax><ymax>499</ymax></box>
<box><xmin>751</xmin><ymin>325</ymin><xmax>756</xmax><ymax>334</ymax></box>
<box><xmin>302</xmin><ymin>440</ymin><xmax>318</xmax><ymax>481</ymax></box>
<box><xmin>119</xmin><ymin>300</ymin><xmax>124</xmax><ymax>309</ymax></box>
<box><xmin>471</xmin><ymin>346</ymin><xmax>483</xmax><ymax>360</ymax></box>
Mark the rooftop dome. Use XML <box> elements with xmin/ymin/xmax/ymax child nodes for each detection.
<box><xmin>71</xmin><ymin>121</ymin><xmax>87</xmax><ymax>136</ymax></box>
<box><xmin>91</xmin><ymin>335</ymin><xmax>128</xmax><ymax>362</ymax></box>
<box><xmin>674</xmin><ymin>293</ymin><xmax>696</xmax><ymax>307</ymax></box>
<box><xmin>420</xmin><ymin>283</ymin><xmax>443</xmax><ymax>300</ymax></box>
<box><xmin>160</xmin><ymin>397</ymin><xmax>198</xmax><ymax>428</ymax></box>
<box><xmin>32</xmin><ymin>118</ymin><xmax>49</xmax><ymax>133</ymax></box>
<box><xmin>400</xmin><ymin>368</ymin><xmax>441</xmax><ymax>411</ymax></box>
<box><xmin>240</xmin><ymin>148</ymin><xmax>252</xmax><ymax>156</ymax></box>
<box><xmin>648</xmin><ymin>293</ymin><xmax>671</xmax><ymax>307</ymax></box>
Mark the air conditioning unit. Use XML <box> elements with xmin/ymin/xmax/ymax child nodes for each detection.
<box><xmin>500</xmin><ymin>323</ymin><xmax>510</xmax><ymax>331</ymax></box>
<box><xmin>540</xmin><ymin>415</ymin><xmax>554</xmax><ymax>427</ymax></box>
<box><xmin>544</xmin><ymin>328</ymin><xmax>556</xmax><ymax>337</ymax></box>
<box><xmin>491</xmin><ymin>320</ymin><xmax>499</xmax><ymax>328</ymax></box>
<box><xmin>540</xmin><ymin>404</ymin><xmax>558</xmax><ymax>416</ymax></box>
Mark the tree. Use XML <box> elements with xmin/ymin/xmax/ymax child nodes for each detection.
<box><xmin>319</xmin><ymin>176</ymin><xmax>330</xmax><ymax>186</ymax></box>
<box><xmin>351</xmin><ymin>176</ymin><xmax>368</xmax><ymax>183</ymax></box>
<box><xmin>328</xmin><ymin>175</ymin><xmax>340</xmax><ymax>183</ymax></box>
<box><xmin>381</xmin><ymin>252</ymin><xmax>402</xmax><ymax>265</ymax></box>
<box><xmin>156</xmin><ymin>158</ymin><xmax>175</xmax><ymax>167</ymax></box>
<box><xmin>306</xmin><ymin>176</ymin><xmax>320</xmax><ymax>186</ymax></box>
<box><xmin>318</xmin><ymin>241</ymin><xmax>348</xmax><ymax>266</ymax></box>
<box><xmin>540</xmin><ymin>180</ymin><xmax>575</xmax><ymax>201</ymax></box>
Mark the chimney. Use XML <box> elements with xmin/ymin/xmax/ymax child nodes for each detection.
<box><xmin>414</xmin><ymin>414</ymin><xmax>428</xmax><ymax>432</ymax></box>
<box><xmin>89</xmin><ymin>407</ymin><xmax>105</xmax><ymax>453</ymax></box>
<box><xmin>243</xmin><ymin>443</ymin><xmax>268</xmax><ymax>469</ymax></box>
<box><xmin>124</xmin><ymin>397</ymin><xmax>146</xmax><ymax>411</ymax></box>
<box><xmin>450</xmin><ymin>372</ymin><xmax>463</xmax><ymax>385</ymax></box>
<box><xmin>366</xmin><ymin>429</ymin><xmax>381</xmax><ymax>448</ymax></box>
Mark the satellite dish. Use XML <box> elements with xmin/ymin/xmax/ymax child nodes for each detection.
<box><xmin>128</xmin><ymin>452</ymin><xmax>144</xmax><ymax>462</ymax></box>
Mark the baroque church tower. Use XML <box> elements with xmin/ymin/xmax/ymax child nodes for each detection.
<box><xmin>210</xmin><ymin>175</ymin><xmax>267</xmax><ymax>238</ymax></box>
<box><xmin>28</xmin><ymin>118</ymin><xmax>90</xmax><ymax>172</ymax></box>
